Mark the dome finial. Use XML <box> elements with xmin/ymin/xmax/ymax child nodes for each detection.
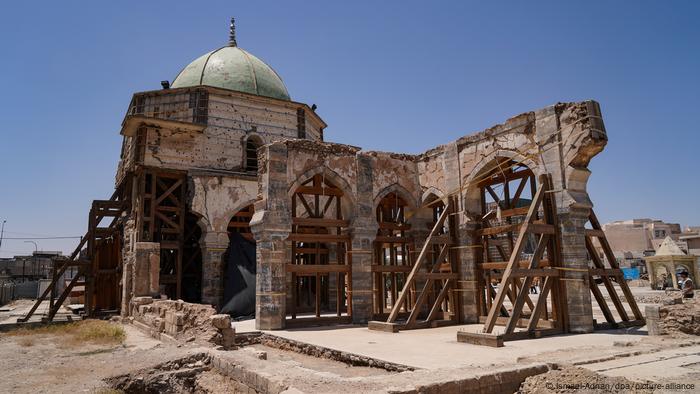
<box><xmin>228</xmin><ymin>17</ymin><xmax>237</xmax><ymax>47</ymax></box>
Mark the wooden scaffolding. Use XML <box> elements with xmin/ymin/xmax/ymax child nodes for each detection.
<box><xmin>19</xmin><ymin>191</ymin><xmax>126</xmax><ymax>323</ymax></box>
<box><xmin>368</xmin><ymin>196</ymin><xmax>460</xmax><ymax>332</ymax></box>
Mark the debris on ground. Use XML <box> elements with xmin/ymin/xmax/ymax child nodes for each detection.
<box><xmin>646</xmin><ymin>299</ymin><xmax>700</xmax><ymax>336</ymax></box>
<box><xmin>518</xmin><ymin>366</ymin><xmax>655</xmax><ymax>394</ymax></box>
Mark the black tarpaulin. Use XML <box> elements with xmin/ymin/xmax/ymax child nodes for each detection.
<box><xmin>220</xmin><ymin>232</ymin><xmax>256</xmax><ymax>318</ymax></box>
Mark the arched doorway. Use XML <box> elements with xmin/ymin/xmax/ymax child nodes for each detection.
<box><xmin>468</xmin><ymin>158</ymin><xmax>556</xmax><ymax>323</ymax></box>
<box><xmin>221</xmin><ymin>204</ymin><xmax>256</xmax><ymax>317</ymax></box>
<box><xmin>288</xmin><ymin>174</ymin><xmax>351</xmax><ymax>326</ymax></box>
<box><xmin>181</xmin><ymin>213</ymin><xmax>203</xmax><ymax>303</ymax></box>
<box><xmin>372</xmin><ymin>192</ymin><xmax>414</xmax><ymax>317</ymax></box>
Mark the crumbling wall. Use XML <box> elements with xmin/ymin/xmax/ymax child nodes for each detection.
<box><xmin>646</xmin><ymin>300</ymin><xmax>700</xmax><ymax>336</ymax></box>
<box><xmin>130</xmin><ymin>297</ymin><xmax>235</xmax><ymax>349</ymax></box>
<box><xmin>253</xmin><ymin>100</ymin><xmax>607</xmax><ymax>331</ymax></box>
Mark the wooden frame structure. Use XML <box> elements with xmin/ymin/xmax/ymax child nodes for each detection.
<box><xmin>458</xmin><ymin>171</ymin><xmax>566</xmax><ymax>345</ymax></box>
<box><xmin>372</xmin><ymin>192</ymin><xmax>415</xmax><ymax>318</ymax></box>
<box><xmin>368</xmin><ymin>196</ymin><xmax>460</xmax><ymax>332</ymax></box>
<box><xmin>134</xmin><ymin>167</ymin><xmax>187</xmax><ymax>300</ymax></box>
<box><xmin>228</xmin><ymin>204</ymin><xmax>255</xmax><ymax>242</ymax></box>
<box><xmin>287</xmin><ymin>174</ymin><xmax>352</xmax><ymax>327</ymax></box>
<box><xmin>19</xmin><ymin>192</ymin><xmax>126</xmax><ymax>322</ymax></box>
<box><xmin>585</xmin><ymin>211</ymin><xmax>645</xmax><ymax>329</ymax></box>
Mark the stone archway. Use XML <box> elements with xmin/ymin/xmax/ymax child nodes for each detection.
<box><xmin>220</xmin><ymin>204</ymin><xmax>256</xmax><ymax>317</ymax></box>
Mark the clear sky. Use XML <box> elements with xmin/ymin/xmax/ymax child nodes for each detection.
<box><xmin>0</xmin><ymin>1</ymin><xmax>698</xmax><ymax>257</ymax></box>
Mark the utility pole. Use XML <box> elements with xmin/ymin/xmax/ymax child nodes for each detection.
<box><xmin>0</xmin><ymin>219</ymin><xmax>6</xmax><ymax>254</ymax></box>
<box><xmin>24</xmin><ymin>241</ymin><xmax>38</xmax><ymax>280</ymax></box>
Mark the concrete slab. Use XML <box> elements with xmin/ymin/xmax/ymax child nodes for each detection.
<box><xmin>233</xmin><ymin>319</ymin><xmax>648</xmax><ymax>370</ymax></box>
<box><xmin>583</xmin><ymin>346</ymin><xmax>700</xmax><ymax>382</ymax></box>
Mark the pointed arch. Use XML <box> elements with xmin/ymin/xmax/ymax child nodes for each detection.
<box><xmin>287</xmin><ymin>166</ymin><xmax>356</xmax><ymax>219</ymax></box>
<box><xmin>243</xmin><ymin>133</ymin><xmax>264</xmax><ymax>172</ymax></box>
<box><xmin>373</xmin><ymin>183</ymin><xmax>418</xmax><ymax>211</ymax></box>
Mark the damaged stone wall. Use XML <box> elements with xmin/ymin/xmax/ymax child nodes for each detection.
<box><xmin>253</xmin><ymin>100</ymin><xmax>607</xmax><ymax>331</ymax></box>
<box><xmin>130</xmin><ymin>297</ymin><xmax>236</xmax><ymax>349</ymax></box>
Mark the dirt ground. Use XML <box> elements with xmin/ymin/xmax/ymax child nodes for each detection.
<box><xmin>0</xmin><ymin>323</ymin><xmax>198</xmax><ymax>393</ymax></box>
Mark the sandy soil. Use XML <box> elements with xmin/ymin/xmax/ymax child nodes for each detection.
<box><xmin>0</xmin><ymin>323</ymin><xmax>197</xmax><ymax>393</ymax></box>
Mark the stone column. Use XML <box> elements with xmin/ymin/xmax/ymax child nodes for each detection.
<box><xmin>351</xmin><ymin>154</ymin><xmax>378</xmax><ymax>324</ymax></box>
<box><xmin>457</xmin><ymin>221</ymin><xmax>481</xmax><ymax>323</ymax></box>
<box><xmin>133</xmin><ymin>242</ymin><xmax>160</xmax><ymax>297</ymax></box>
<box><xmin>251</xmin><ymin>142</ymin><xmax>291</xmax><ymax>330</ymax></box>
<box><xmin>350</xmin><ymin>228</ymin><xmax>377</xmax><ymax>324</ymax></box>
<box><xmin>253</xmin><ymin>229</ymin><xmax>290</xmax><ymax>330</ymax></box>
<box><xmin>557</xmin><ymin>206</ymin><xmax>594</xmax><ymax>333</ymax></box>
<box><xmin>200</xmin><ymin>230</ymin><xmax>229</xmax><ymax>308</ymax></box>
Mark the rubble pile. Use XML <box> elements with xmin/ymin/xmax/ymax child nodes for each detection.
<box><xmin>518</xmin><ymin>367</ymin><xmax>654</xmax><ymax>394</ymax></box>
<box><xmin>646</xmin><ymin>299</ymin><xmax>700</xmax><ymax>337</ymax></box>
<box><xmin>129</xmin><ymin>297</ymin><xmax>235</xmax><ymax>348</ymax></box>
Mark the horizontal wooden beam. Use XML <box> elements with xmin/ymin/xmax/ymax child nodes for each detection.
<box><xmin>480</xmin><ymin>260</ymin><xmax>550</xmax><ymax>270</ymax></box>
<box><xmin>510</xmin><ymin>268</ymin><xmax>559</xmax><ymax>277</ymax></box>
<box><xmin>295</xmin><ymin>186</ymin><xmax>343</xmax><ymax>197</ymax></box>
<box><xmin>371</xmin><ymin>265</ymin><xmax>413</xmax><ymax>273</ymax></box>
<box><xmin>415</xmin><ymin>272</ymin><xmax>459</xmax><ymax>280</ymax></box>
<box><xmin>476</xmin><ymin>168</ymin><xmax>534</xmax><ymax>188</ymax></box>
<box><xmin>292</xmin><ymin>217</ymin><xmax>349</xmax><ymax>227</ymax></box>
<box><xmin>286</xmin><ymin>264</ymin><xmax>350</xmax><ymax>274</ymax></box>
<box><xmin>585</xmin><ymin>229</ymin><xmax>606</xmax><ymax>238</ymax></box>
<box><xmin>375</xmin><ymin>235</ymin><xmax>413</xmax><ymax>244</ymax></box>
<box><xmin>589</xmin><ymin>268</ymin><xmax>623</xmax><ymax>277</ymax></box>
<box><xmin>288</xmin><ymin>234</ymin><xmax>350</xmax><ymax>243</ymax></box>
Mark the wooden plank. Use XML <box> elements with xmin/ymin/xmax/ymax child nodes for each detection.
<box><xmin>404</xmin><ymin>244</ymin><xmax>450</xmax><ymax>327</ymax></box>
<box><xmin>481</xmin><ymin>260</ymin><xmax>551</xmax><ymax>270</ymax></box>
<box><xmin>295</xmin><ymin>185</ymin><xmax>343</xmax><ymax>196</ymax></box>
<box><xmin>292</xmin><ymin>217</ymin><xmax>349</xmax><ymax>227</ymax></box>
<box><xmin>367</xmin><ymin>321</ymin><xmax>400</xmax><ymax>333</ymax></box>
<box><xmin>286</xmin><ymin>264</ymin><xmax>350</xmax><ymax>274</ymax></box>
<box><xmin>589</xmin><ymin>268</ymin><xmax>623</xmax><ymax>277</ymax></box>
<box><xmin>387</xmin><ymin>205</ymin><xmax>451</xmax><ymax>323</ymax></box>
<box><xmin>478</xmin><ymin>315</ymin><xmax>556</xmax><ymax>330</ymax></box>
<box><xmin>477</xmin><ymin>223</ymin><xmax>521</xmax><ymax>237</ymax></box>
<box><xmin>527</xmin><ymin>223</ymin><xmax>556</xmax><ymax>235</ymax></box>
<box><xmin>287</xmin><ymin>233</ymin><xmax>351</xmax><ymax>242</ymax></box>
<box><xmin>483</xmin><ymin>175</ymin><xmax>545</xmax><ymax>333</ymax></box>
<box><xmin>527</xmin><ymin>276</ymin><xmax>553</xmax><ymax>331</ymax></box>
<box><xmin>477</xmin><ymin>168</ymin><xmax>534</xmax><ymax>188</ymax></box>
<box><xmin>415</xmin><ymin>272</ymin><xmax>459</xmax><ymax>280</ymax></box>
<box><xmin>374</xmin><ymin>235</ymin><xmax>413</xmax><ymax>244</ymax></box>
<box><xmin>590</xmin><ymin>279</ymin><xmax>616</xmax><ymax>325</ymax></box>
<box><xmin>426</xmin><ymin>280</ymin><xmax>452</xmax><ymax>322</ymax></box>
<box><xmin>586</xmin><ymin>237</ymin><xmax>629</xmax><ymax>321</ymax></box>
<box><xmin>371</xmin><ymin>265</ymin><xmax>412</xmax><ymax>273</ymax></box>
<box><xmin>585</xmin><ymin>229</ymin><xmax>606</xmax><ymax>238</ymax></box>
<box><xmin>589</xmin><ymin>211</ymin><xmax>644</xmax><ymax>321</ymax></box>
<box><xmin>510</xmin><ymin>268</ymin><xmax>559</xmax><ymax>277</ymax></box>
<box><xmin>457</xmin><ymin>331</ymin><xmax>504</xmax><ymax>347</ymax></box>
<box><xmin>499</xmin><ymin>206</ymin><xmax>530</xmax><ymax>219</ymax></box>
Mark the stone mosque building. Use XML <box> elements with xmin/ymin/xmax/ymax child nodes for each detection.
<box><xmin>76</xmin><ymin>19</ymin><xmax>641</xmax><ymax>339</ymax></box>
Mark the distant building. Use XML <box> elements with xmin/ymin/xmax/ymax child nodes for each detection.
<box><xmin>599</xmin><ymin>219</ymin><xmax>699</xmax><ymax>279</ymax></box>
<box><xmin>0</xmin><ymin>251</ymin><xmax>62</xmax><ymax>282</ymax></box>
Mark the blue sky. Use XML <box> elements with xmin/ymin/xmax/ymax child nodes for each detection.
<box><xmin>0</xmin><ymin>1</ymin><xmax>698</xmax><ymax>257</ymax></box>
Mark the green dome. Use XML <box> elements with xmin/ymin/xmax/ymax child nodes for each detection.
<box><xmin>171</xmin><ymin>46</ymin><xmax>290</xmax><ymax>101</ymax></box>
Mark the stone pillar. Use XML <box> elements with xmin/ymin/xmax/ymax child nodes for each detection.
<box><xmin>253</xmin><ymin>230</ymin><xmax>290</xmax><ymax>330</ymax></box>
<box><xmin>251</xmin><ymin>142</ymin><xmax>291</xmax><ymax>330</ymax></box>
<box><xmin>557</xmin><ymin>207</ymin><xmax>594</xmax><ymax>333</ymax></box>
<box><xmin>200</xmin><ymin>230</ymin><xmax>229</xmax><ymax>308</ymax></box>
<box><xmin>350</xmin><ymin>228</ymin><xmax>377</xmax><ymax>324</ymax></box>
<box><xmin>349</xmin><ymin>154</ymin><xmax>378</xmax><ymax>324</ymax></box>
<box><xmin>134</xmin><ymin>242</ymin><xmax>160</xmax><ymax>297</ymax></box>
<box><xmin>457</xmin><ymin>221</ymin><xmax>481</xmax><ymax>323</ymax></box>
